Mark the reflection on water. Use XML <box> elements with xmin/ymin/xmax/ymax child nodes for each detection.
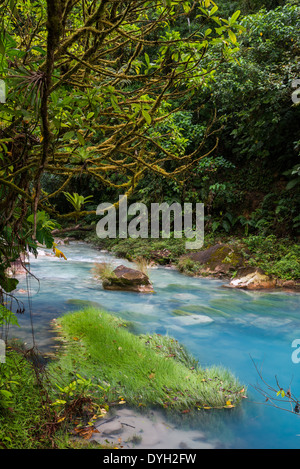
<box><xmin>6</xmin><ymin>242</ymin><xmax>300</xmax><ymax>449</ymax></box>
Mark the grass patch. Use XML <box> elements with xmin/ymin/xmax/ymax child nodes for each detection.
<box><xmin>91</xmin><ymin>262</ymin><xmax>116</xmax><ymax>281</ymax></box>
<box><xmin>0</xmin><ymin>346</ymin><xmax>58</xmax><ymax>449</ymax></box>
<box><xmin>176</xmin><ymin>257</ymin><xmax>203</xmax><ymax>276</ymax></box>
<box><xmin>48</xmin><ymin>307</ymin><xmax>246</xmax><ymax>412</ymax></box>
<box><xmin>0</xmin><ymin>345</ymin><xmax>115</xmax><ymax>449</ymax></box>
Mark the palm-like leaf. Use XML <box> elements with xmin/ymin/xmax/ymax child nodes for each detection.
<box><xmin>63</xmin><ymin>192</ymin><xmax>93</xmax><ymax>212</ymax></box>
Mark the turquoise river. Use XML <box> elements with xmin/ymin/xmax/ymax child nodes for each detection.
<box><xmin>7</xmin><ymin>242</ymin><xmax>300</xmax><ymax>449</ymax></box>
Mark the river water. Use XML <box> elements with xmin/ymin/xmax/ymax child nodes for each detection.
<box><xmin>7</xmin><ymin>241</ymin><xmax>300</xmax><ymax>449</ymax></box>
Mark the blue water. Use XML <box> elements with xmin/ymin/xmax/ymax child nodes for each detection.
<box><xmin>8</xmin><ymin>242</ymin><xmax>300</xmax><ymax>449</ymax></box>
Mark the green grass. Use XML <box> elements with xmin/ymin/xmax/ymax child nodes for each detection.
<box><xmin>48</xmin><ymin>307</ymin><xmax>245</xmax><ymax>412</ymax></box>
<box><xmin>0</xmin><ymin>347</ymin><xmax>57</xmax><ymax>449</ymax></box>
<box><xmin>176</xmin><ymin>257</ymin><xmax>203</xmax><ymax>275</ymax></box>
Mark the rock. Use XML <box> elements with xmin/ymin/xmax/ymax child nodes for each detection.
<box><xmin>101</xmin><ymin>420</ymin><xmax>124</xmax><ymax>436</ymax></box>
<box><xmin>102</xmin><ymin>265</ymin><xmax>154</xmax><ymax>293</ymax></box>
<box><xmin>182</xmin><ymin>244</ymin><xmax>244</xmax><ymax>277</ymax></box>
<box><xmin>54</xmin><ymin>237</ymin><xmax>69</xmax><ymax>245</ymax></box>
<box><xmin>149</xmin><ymin>248</ymin><xmax>172</xmax><ymax>265</ymax></box>
<box><xmin>229</xmin><ymin>267</ymin><xmax>276</xmax><ymax>290</ymax></box>
<box><xmin>6</xmin><ymin>252</ymin><xmax>28</xmax><ymax>276</ymax></box>
<box><xmin>275</xmin><ymin>278</ymin><xmax>300</xmax><ymax>291</ymax></box>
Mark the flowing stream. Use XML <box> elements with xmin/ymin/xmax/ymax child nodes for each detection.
<box><xmin>7</xmin><ymin>241</ymin><xmax>300</xmax><ymax>449</ymax></box>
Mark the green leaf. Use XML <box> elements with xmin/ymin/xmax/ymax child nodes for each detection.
<box><xmin>9</xmin><ymin>0</ymin><xmax>16</xmax><ymax>13</ymax></box>
<box><xmin>0</xmin><ymin>37</ymin><xmax>5</xmax><ymax>56</ymax></box>
<box><xmin>286</xmin><ymin>179</ymin><xmax>299</xmax><ymax>190</ymax></box>
<box><xmin>228</xmin><ymin>30</ymin><xmax>237</xmax><ymax>44</ymax></box>
<box><xmin>0</xmin><ymin>304</ymin><xmax>19</xmax><ymax>327</ymax></box>
<box><xmin>0</xmin><ymin>390</ymin><xmax>13</xmax><ymax>399</ymax></box>
<box><xmin>222</xmin><ymin>219</ymin><xmax>231</xmax><ymax>232</ymax></box>
<box><xmin>209</xmin><ymin>5</ymin><xmax>218</xmax><ymax>15</ymax></box>
<box><xmin>77</xmin><ymin>132</ymin><xmax>85</xmax><ymax>146</ymax></box>
<box><xmin>0</xmin><ymin>275</ymin><xmax>19</xmax><ymax>293</ymax></box>
<box><xmin>62</xmin><ymin>131</ymin><xmax>75</xmax><ymax>141</ymax></box>
<box><xmin>144</xmin><ymin>52</ymin><xmax>150</xmax><ymax>67</ymax></box>
<box><xmin>30</xmin><ymin>45</ymin><xmax>46</xmax><ymax>56</ymax></box>
<box><xmin>142</xmin><ymin>109</ymin><xmax>151</xmax><ymax>124</ymax></box>
<box><xmin>212</xmin><ymin>221</ymin><xmax>220</xmax><ymax>232</ymax></box>
<box><xmin>230</xmin><ymin>10</ymin><xmax>241</xmax><ymax>24</ymax></box>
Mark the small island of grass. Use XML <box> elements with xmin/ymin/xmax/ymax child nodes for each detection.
<box><xmin>49</xmin><ymin>307</ymin><xmax>246</xmax><ymax>412</ymax></box>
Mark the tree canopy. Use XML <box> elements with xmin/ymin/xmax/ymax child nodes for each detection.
<box><xmin>0</xmin><ymin>0</ymin><xmax>299</xmax><ymax>295</ymax></box>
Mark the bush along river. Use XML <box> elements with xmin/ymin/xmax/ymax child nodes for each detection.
<box><xmin>8</xmin><ymin>241</ymin><xmax>300</xmax><ymax>449</ymax></box>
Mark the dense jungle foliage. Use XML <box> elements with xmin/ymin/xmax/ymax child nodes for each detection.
<box><xmin>0</xmin><ymin>0</ymin><xmax>299</xmax><ymax>281</ymax></box>
<box><xmin>0</xmin><ymin>0</ymin><xmax>298</xmax><ymax>299</ymax></box>
<box><xmin>0</xmin><ymin>0</ymin><xmax>299</xmax><ymax>449</ymax></box>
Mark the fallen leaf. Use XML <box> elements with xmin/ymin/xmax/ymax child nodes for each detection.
<box><xmin>53</xmin><ymin>247</ymin><xmax>67</xmax><ymax>260</ymax></box>
<box><xmin>224</xmin><ymin>400</ymin><xmax>235</xmax><ymax>408</ymax></box>
<box><xmin>75</xmin><ymin>426</ymin><xmax>99</xmax><ymax>439</ymax></box>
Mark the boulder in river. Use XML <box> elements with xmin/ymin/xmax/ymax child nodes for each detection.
<box><xmin>6</xmin><ymin>252</ymin><xmax>28</xmax><ymax>276</ymax></box>
<box><xmin>229</xmin><ymin>267</ymin><xmax>300</xmax><ymax>291</ymax></box>
<box><xmin>102</xmin><ymin>264</ymin><xmax>154</xmax><ymax>293</ymax></box>
<box><xmin>229</xmin><ymin>267</ymin><xmax>276</xmax><ymax>290</ymax></box>
<box><xmin>181</xmin><ymin>243</ymin><xmax>244</xmax><ymax>277</ymax></box>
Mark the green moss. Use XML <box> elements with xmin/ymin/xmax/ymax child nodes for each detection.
<box><xmin>208</xmin><ymin>245</ymin><xmax>242</xmax><ymax>267</ymax></box>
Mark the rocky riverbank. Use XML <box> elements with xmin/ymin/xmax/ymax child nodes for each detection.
<box><xmin>52</xmin><ymin>233</ymin><xmax>300</xmax><ymax>292</ymax></box>
<box><xmin>178</xmin><ymin>244</ymin><xmax>300</xmax><ymax>291</ymax></box>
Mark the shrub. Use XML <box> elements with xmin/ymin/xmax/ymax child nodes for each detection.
<box><xmin>176</xmin><ymin>257</ymin><xmax>202</xmax><ymax>276</ymax></box>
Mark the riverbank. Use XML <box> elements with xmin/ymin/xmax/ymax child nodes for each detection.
<box><xmin>53</xmin><ymin>229</ymin><xmax>300</xmax><ymax>291</ymax></box>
